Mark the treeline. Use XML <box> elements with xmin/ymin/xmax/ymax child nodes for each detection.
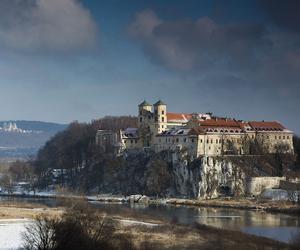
<box><xmin>293</xmin><ymin>135</ymin><xmax>300</xmax><ymax>170</ymax></box>
<box><xmin>34</xmin><ymin>116</ymin><xmax>138</xmax><ymax>189</ymax></box>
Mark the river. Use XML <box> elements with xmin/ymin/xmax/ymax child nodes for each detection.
<box><xmin>1</xmin><ymin>196</ymin><xmax>299</xmax><ymax>244</ymax></box>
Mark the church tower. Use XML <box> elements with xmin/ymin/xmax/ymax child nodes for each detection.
<box><xmin>153</xmin><ymin>100</ymin><xmax>167</xmax><ymax>135</ymax></box>
<box><xmin>138</xmin><ymin>100</ymin><xmax>152</xmax><ymax>127</ymax></box>
<box><xmin>138</xmin><ymin>100</ymin><xmax>153</xmax><ymax>147</ymax></box>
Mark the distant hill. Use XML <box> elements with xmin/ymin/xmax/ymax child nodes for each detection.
<box><xmin>0</xmin><ymin>121</ymin><xmax>67</xmax><ymax>159</ymax></box>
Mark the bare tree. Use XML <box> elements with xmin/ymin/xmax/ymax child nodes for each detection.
<box><xmin>0</xmin><ymin>174</ymin><xmax>14</xmax><ymax>194</ymax></box>
<box><xmin>22</xmin><ymin>215</ymin><xmax>56</xmax><ymax>250</ymax></box>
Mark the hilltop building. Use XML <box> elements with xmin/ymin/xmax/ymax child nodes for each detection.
<box><xmin>96</xmin><ymin>100</ymin><xmax>294</xmax><ymax>157</ymax></box>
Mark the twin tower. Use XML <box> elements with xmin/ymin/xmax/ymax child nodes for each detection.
<box><xmin>138</xmin><ymin>100</ymin><xmax>168</xmax><ymax>142</ymax></box>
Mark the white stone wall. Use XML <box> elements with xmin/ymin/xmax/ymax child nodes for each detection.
<box><xmin>247</xmin><ymin>177</ymin><xmax>286</xmax><ymax>196</ymax></box>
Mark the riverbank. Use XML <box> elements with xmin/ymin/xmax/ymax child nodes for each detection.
<box><xmin>164</xmin><ymin>197</ymin><xmax>300</xmax><ymax>214</ymax></box>
<box><xmin>1</xmin><ymin>193</ymin><xmax>299</xmax><ymax>215</ymax></box>
<box><xmin>0</xmin><ymin>202</ymin><xmax>64</xmax><ymax>219</ymax></box>
<box><xmin>0</xmin><ymin>201</ymin><xmax>296</xmax><ymax>250</ymax></box>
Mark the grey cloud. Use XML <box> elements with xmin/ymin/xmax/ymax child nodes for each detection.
<box><xmin>0</xmin><ymin>0</ymin><xmax>98</xmax><ymax>52</ymax></box>
<box><xmin>128</xmin><ymin>10</ymin><xmax>271</xmax><ymax>72</ymax></box>
<box><xmin>259</xmin><ymin>0</ymin><xmax>300</xmax><ymax>33</ymax></box>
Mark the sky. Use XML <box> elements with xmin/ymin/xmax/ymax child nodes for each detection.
<box><xmin>0</xmin><ymin>0</ymin><xmax>299</xmax><ymax>134</ymax></box>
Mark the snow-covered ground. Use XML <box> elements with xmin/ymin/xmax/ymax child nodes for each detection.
<box><xmin>0</xmin><ymin>219</ymin><xmax>31</xmax><ymax>250</ymax></box>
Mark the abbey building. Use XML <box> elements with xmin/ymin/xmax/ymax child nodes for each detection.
<box><xmin>96</xmin><ymin>100</ymin><xmax>294</xmax><ymax>157</ymax></box>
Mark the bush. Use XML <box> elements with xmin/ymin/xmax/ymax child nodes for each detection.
<box><xmin>22</xmin><ymin>201</ymin><xmax>133</xmax><ymax>250</ymax></box>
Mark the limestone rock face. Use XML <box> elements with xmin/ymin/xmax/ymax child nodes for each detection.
<box><xmin>172</xmin><ymin>155</ymin><xmax>247</xmax><ymax>199</ymax></box>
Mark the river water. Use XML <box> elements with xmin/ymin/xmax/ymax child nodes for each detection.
<box><xmin>1</xmin><ymin>197</ymin><xmax>299</xmax><ymax>244</ymax></box>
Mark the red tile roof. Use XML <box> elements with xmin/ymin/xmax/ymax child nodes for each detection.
<box><xmin>199</xmin><ymin>119</ymin><xmax>240</xmax><ymax>128</ymax></box>
<box><xmin>248</xmin><ymin>121</ymin><xmax>285</xmax><ymax>130</ymax></box>
<box><xmin>167</xmin><ymin>113</ymin><xmax>192</xmax><ymax>122</ymax></box>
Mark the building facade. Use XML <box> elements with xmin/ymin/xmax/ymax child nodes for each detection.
<box><xmin>96</xmin><ymin>100</ymin><xmax>294</xmax><ymax>157</ymax></box>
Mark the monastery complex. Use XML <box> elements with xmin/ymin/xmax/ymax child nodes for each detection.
<box><xmin>96</xmin><ymin>100</ymin><xmax>294</xmax><ymax>157</ymax></box>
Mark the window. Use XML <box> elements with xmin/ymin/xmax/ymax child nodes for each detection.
<box><xmin>131</xmin><ymin>140</ymin><xmax>133</xmax><ymax>144</ymax></box>
<box><xmin>176</xmin><ymin>138</ymin><xmax>179</xmax><ymax>143</ymax></box>
<box><xmin>283</xmin><ymin>136</ymin><xmax>285</xmax><ymax>139</ymax></box>
<box><xmin>200</xmin><ymin>139</ymin><xmax>203</xmax><ymax>143</ymax></box>
<box><xmin>162</xmin><ymin>117</ymin><xmax>165</xmax><ymax>122</ymax></box>
<box><xmin>279</xmin><ymin>136</ymin><xmax>281</xmax><ymax>139</ymax></box>
<box><xmin>148</xmin><ymin>115</ymin><xmax>151</xmax><ymax>120</ymax></box>
<box><xmin>191</xmin><ymin>139</ymin><xmax>195</xmax><ymax>143</ymax></box>
<box><xmin>184</xmin><ymin>138</ymin><xmax>187</xmax><ymax>142</ymax></box>
<box><xmin>275</xmin><ymin>136</ymin><xmax>277</xmax><ymax>139</ymax></box>
<box><xmin>162</xmin><ymin>125</ymin><xmax>164</xmax><ymax>128</ymax></box>
<box><xmin>207</xmin><ymin>139</ymin><xmax>209</xmax><ymax>143</ymax></box>
<box><xmin>287</xmin><ymin>136</ymin><xmax>290</xmax><ymax>139</ymax></box>
<box><xmin>140</xmin><ymin>117</ymin><xmax>142</xmax><ymax>122</ymax></box>
<box><xmin>211</xmin><ymin>139</ymin><xmax>213</xmax><ymax>143</ymax></box>
<box><xmin>124</xmin><ymin>140</ymin><xmax>127</xmax><ymax>143</ymax></box>
<box><xmin>155</xmin><ymin>117</ymin><xmax>158</xmax><ymax>122</ymax></box>
<box><xmin>162</xmin><ymin>110</ymin><xmax>164</xmax><ymax>115</ymax></box>
<box><xmin>139</xmin><ymin>111</ymin><xmax>142</xmax><ymax>115</ymax></box>
<box><xmin>216</xmin><ymin>139</ymin><xmax>218</xmax><ymax>143</ymax></box>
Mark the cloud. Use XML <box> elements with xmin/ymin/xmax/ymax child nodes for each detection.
<box><xmin>0</xmin><ymin>0</ymin><xmax>98</xmax><ymax>52</ymax></box>
<box><xmin>128</xmin><ymin>10</ymin><xmax>271</xmax><ymax>72</ymax></box>
<box><xmin>259</xmin><ymin>0</ymin><xmax>300</xmax><ymax>33</ymax></box>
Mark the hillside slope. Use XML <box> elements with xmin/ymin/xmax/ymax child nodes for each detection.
<box><xmin>0</xmin><ymin>121</ymin><xmax>67</xmax><ymax>158</ymax></box>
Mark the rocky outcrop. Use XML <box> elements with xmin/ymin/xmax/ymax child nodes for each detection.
<box><xmin>172</xmin><ymin>155</ymin><xmax>247</xmax><ymax>199</ymax></box>
<box><xmin>129</xmin><ymin>194</ymin><xmax>150</xmax><ymax>203</ymax></box>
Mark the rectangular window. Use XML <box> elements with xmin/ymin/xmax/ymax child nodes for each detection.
<box><xmin>283</xmin><ymin>136</ymin><xmax>285</xmax><ymax>139</ymax></box>
<box><xmin>176</xmin><ymin>138</ymin><xmax>179</xmax><ymax>143</ymax></box>
<box><xmin>162</xmin><ymin>110</ymin><xmax>164</xmax><ymax>115</ymax></box>
<box><xmin>191</xmin><ymin>139</ymin><xmax>194</xmax><ymax>143</ymax></box>
<box><xmin>275</xmin><ymin>136</ymin><xmax>277</xmax><ymax>139</ymax></box>
<box><xmin>184</xmin><ymin>138</ymin><xmax>187</xmax><ymax>142</ymax></box>
<box><xmin>287</xmin><ymin>136</ymin><xmax>290</xmax><ymax>139</ymax></box>
<box><xmin>207</xmin><ymin>139</ymin><xmax>209</xmax><ymax>144</ymax></box>
<box><xmin>140</xmin><ymin>117</ymin><xmax>142</xmax><ymax>122</ymax></box>
<box><xmin>162</xmin><ymin>117</ymin><xmax>165</xmax><ymax>122</ymax></box>
<box><xmin>200</xmin><ymin>139</ymin><xmax>203</xmax><ymax>143</ymax></box>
